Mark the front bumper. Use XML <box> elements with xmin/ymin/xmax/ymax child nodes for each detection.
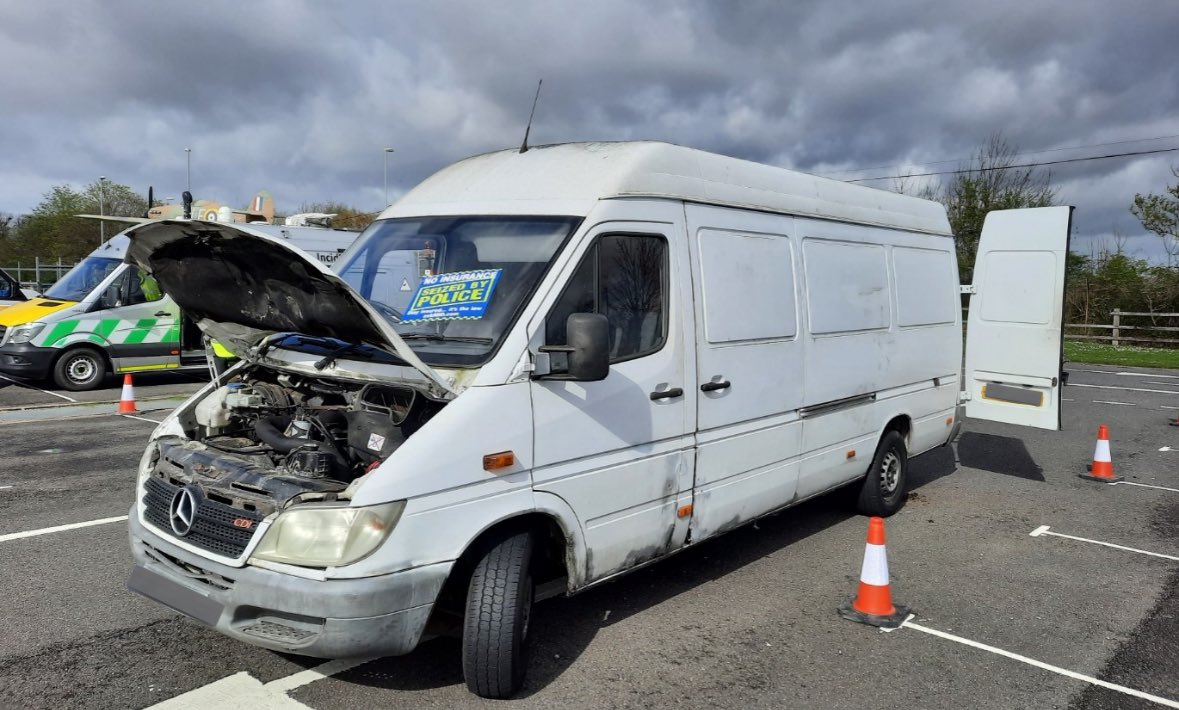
<box><xmin>128</xmin><ymin>509</ymin><xmax>452</xmax><ymax>658</ymax></box>
<box><xmin>0</xmin><ymin>343</ymin><xmax>55</xmax><ymax>380</ymax></box>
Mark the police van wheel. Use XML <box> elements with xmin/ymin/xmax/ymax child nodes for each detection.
<box><xmin>856</xmin><ymin>430</ymin><xmax>908</xmax><ymax>517</ymax></box>
<box><xmin>462</xmin><ymin>531</ymin><xmax>534</xmax><ymax>699</ymax></box>
<box><xmin>53</xmin><ymin>347</ymin><xmax>107</xmax><ymax>391</ymax></box>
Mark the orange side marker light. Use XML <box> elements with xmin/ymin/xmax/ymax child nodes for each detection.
<box><xmin>483</xmin><ymin>451</ymin><xmax>515</xmax><ymax>471</ymax></box>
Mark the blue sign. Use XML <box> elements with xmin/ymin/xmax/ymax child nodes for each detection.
<box><xmin>402</xmin><ymin>269</ymin><xmax>502</xmax><ymax>321</ymax></box>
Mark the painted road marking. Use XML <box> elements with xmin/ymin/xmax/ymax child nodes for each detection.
<box><xmin>1070</xmin><ymin>383</ymin><xmax>1179</xmax><ymax>396</ymax></box>
<box><xmin>122</xmin><ymin>413</ymin><xmax>162</xmax><ymax>424</ymax></box>
<box><xmin>1030</xmin><ymin>526</ymin><xmax>1179</xmax><ymax>562</ymax></box>
<box><xmin>0</xmin><ymin>486</ymin><xmax>11</xmax><ymax>490</ymax></box>
<box><xmin>1</xmin><ymin>410</ymin><xmax>162</xmax><ymax>426</ymax></box>
<box><xmin>0</xmin><ymin>373</ymin><xmax>77</xmax><ymax>402</ymax></box>
<box><xmin>146</xmin><ymin>657</ymin><xmax>373</xmax><ymax>709</ymax></box>
<box><xmin>1114</xmin><ymin>481</ymin><xmax>1179</xmax><ymax>493</ymax></box>
<box><xmin>899</xmin><ymin>616</ymin><xmax>1179</xmax><ymax>709</ymax></box>
<box><xmin>0</xmin><ymin>515</ymin><xmax>129</xmax><ymax>543</ymax></box>
<box><xmin>1161</xmin><ymin>447</ymin><xmax>1175</xmax><ymax>452</ymax></box>
<box><xmin>1162</xmin><ymin>405</ymin><xmax>1179</xmax><ymax>411</ymax></box>
<box><xmin>1069</xmin><ymin>369</ymin><xmax>1179</xmax><ymax>380</ymax></box>
<box><xmin>1092</xmin><ymin>400</ymin><xmax>1136</xmax><ymax>406</ymax></box>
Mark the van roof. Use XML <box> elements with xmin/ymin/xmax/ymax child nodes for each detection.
<box><xmin>388</xmin><ymin>141</ymin><xmax>953</xmax><ymax>236</ymax></box>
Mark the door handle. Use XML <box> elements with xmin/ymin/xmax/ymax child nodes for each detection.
<box><xmin>700</xmin><ymin>380</ymin><xmax>731</xmax><ymax>392</ymax></box>
<box><xmin>154</xmin><ymin>311</ymin><xmax>171</xmax><ymax>317</ymax></box>
<box><xmin>649</xmin><ymin>387</ymin><xmax>684</xmax><ymax>401</ymax></box>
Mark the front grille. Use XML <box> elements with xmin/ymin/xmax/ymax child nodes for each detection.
<box><xmin>143</xmin><ymin>476</ymin><xmax>264</xmax><ymax>558</ymax></box>
<box><xmin>142</xmin><ymin>542</ymin><xmax>236</xmax><ymax>591</ymax></box>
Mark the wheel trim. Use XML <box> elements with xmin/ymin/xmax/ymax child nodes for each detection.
<box><xmin>880</xmin><ymin>451</ymin><xmax>902</xmax><ymax>493</ymax></box>
<box><xmin>65</xmin><ymin>355</ymin><xmax>97</xmax><ymax>384</ymax></box>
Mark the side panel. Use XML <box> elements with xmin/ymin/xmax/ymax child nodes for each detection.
<box><xmin>964</xmin><ymin>207</ymin><xmax>1072</xmax><ymax>430</ymax></box>
<box><xmin>683</xmin><ymin>204</ymin><xmax>803</xmax><ymax>543</ymax></box>
<box><xmin>796</xmin><ymin>219</ymin><xmax>959</xmax><ymax>500</ymax></box>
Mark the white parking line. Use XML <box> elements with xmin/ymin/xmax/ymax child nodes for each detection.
<box><xmin>0</xmin><ymin>485</ymin><xmax>11</xmax><ymax>490</ymax></box>
<box><xmin>0</xmin><ymin>373</ymin><xmax>77</xmax><ymax>402</ymax></box>
<box><xmin>122</xmin><ymin>413</ymin><xmax>162</xmax><ymax>424</ymax></box>
<box><xmin>0</xmin><ymin>515</ymin><xmax>129</xmax><ymax>543</ymax></box>
<box><xmin>1069</xmin><ymin>369</ymin><xmax>1179</xmax><ymax>380</ymax></box>
<box><xmin>1071</xmin><ymin>383</ymin><xmax>1179</xmax><ymax>396</ymax></box>
<box><xmin>146</xmin><ymin>657</ymin><xmax>373</xmax><ymax>709</ymax></box>
<box><xmin>1114</xmin><ymin>481</ymin><xmax>1179</xmax><ymax>493</ymax></box>
<box><xmin>1092</xmin><ymin>400</ymin><xmax>1136</xmax><ymax>406</ymax></box>
<box><xmin>899</xmin><ymin>616</ymin><xmax>1179</xmax><ymax>709</ymax></box>
<box><xmin>1029</xmin><ymin>525</ymin><xmax>1179</xmax><ymax>562</ymax></box>
<box><xmin>2</xmin><ymin>411</ymin><xmax>161</xmax><ymax>426</ymax></box>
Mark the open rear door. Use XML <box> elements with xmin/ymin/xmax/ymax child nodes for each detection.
<box><xmin>964</xmin><ymin>206</ymin><xmax>1073</xmax><ymax>430</ymax></box>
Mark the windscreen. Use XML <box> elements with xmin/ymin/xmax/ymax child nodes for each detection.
<box><xmin>44</xmin><ymin>257</ymin><xmax>121</xmax><ymax>302</ymax></box>
<box><xmin>337</xmin><ymin>216</ymin><xmax>580</xmax><ymax>366</ymax></box>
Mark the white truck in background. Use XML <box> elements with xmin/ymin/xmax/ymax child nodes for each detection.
<box><xmin>124</xmin><ymin>141</ymin><xmax>1070</xmax><ymax>698</ymax></box>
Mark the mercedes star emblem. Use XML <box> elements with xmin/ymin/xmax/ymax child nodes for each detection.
<box><xmin>169</xmin><ymin>486</ymin><xmax>200</xmax><ymax>537</ymax></box>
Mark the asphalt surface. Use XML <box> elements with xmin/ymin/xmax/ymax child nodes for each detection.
<box><xmin>0</xmin><ymin>364</ymin><xmax>1176</xmax><ymax>709</ymax></box>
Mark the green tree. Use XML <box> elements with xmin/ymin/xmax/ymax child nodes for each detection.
<box><xmin>2</xmin><ymin>180</ymin><xmax>147</xmax><ymax>263</ymax></box>
<box><xmin>1130</xmin><ymin>166</ymin><xmax>1179</xmax><ymax>264</ymax></box>
<box><xmin>925</xmin><ymin>132</ymin><xmax>1057</xmax><ymax>282</ymax></box>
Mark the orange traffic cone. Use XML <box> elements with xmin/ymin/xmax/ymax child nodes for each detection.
<box><xmin>838</xmin><ymin>516</ymin><xmax>910</xmax><ymax>629</ymax></box>
<box><xmin>1079</xmin><ymin>424</ymin><xmax>1121</xmax><ymax>483</ymax></box>
<box><xmin>118</xmin><ymin>374</ymin><xmax>138</xmax><ymax>414</ymax></box>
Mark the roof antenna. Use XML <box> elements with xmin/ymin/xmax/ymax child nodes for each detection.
<box><xmin>519</xmin><ymin>79</ymin><xmax>543</xmax><ymax>153</ymax></box>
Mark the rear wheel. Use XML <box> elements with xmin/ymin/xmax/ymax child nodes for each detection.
<box><xmin>856</xmin><ymin>430</ymin><xmax>908</xmax><ymax>516</ymax></box>
<box><xmin>462</xmin><ymin>532</ymin><xmax>534</xmax><ymax>699</ymax></box>
<box><xmin>53</xmin><ymin>347</ymin><xmax>107</xmax><ymax>391</ymax></box>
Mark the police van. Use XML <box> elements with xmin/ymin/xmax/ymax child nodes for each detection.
<box><xmin>0</xmin><ymin>223</ymin><xmax>357</xmax><ymax>390</ymax></box>
<box><xmin>125</xmin><ymin>142</ymin><xmax>1070</xmax><ymax>698</ymax></box>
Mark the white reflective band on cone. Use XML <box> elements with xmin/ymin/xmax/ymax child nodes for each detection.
<box><xmin>1093</xmin><ymin>439</ymin><xmax>1111</xmax><ymax>462</ymax></box>
<box><xmin>859</xmin><ymin>542</ymin><xmax>890</xmax><ymax>586</ymax></box>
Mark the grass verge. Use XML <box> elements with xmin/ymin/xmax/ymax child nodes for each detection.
<box><xmin>1065</xmin><ymin>341</ymin><xmax>1179</xmax><ymax>369</ymax></box>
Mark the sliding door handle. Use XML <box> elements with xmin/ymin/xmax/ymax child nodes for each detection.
<box><xmin>700</xmin><ymin>380</ymin><xmax>731</xmax><ymax>392</ymax></box>
<box><xmin>649</xmin><ymin>387</ymin><xmax>684</xmax><ymax>401</ymax></box>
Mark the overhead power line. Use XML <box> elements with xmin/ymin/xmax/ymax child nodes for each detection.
<box><xmin>845</xmin><ymin>146</ymin><xmax>1179</xmax><ymax>184</ymax></box>
<box><xmin>822</xmin><ymin>132</ymin><xmax>1179</xmax><ymax>178</ymax></box>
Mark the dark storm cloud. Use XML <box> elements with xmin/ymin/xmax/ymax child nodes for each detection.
<box><xmin>1</xmin><ymin>0</ymin><xmax>1176</xmax><ymax>259</ymax></box>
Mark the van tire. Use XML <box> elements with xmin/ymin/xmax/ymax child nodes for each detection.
<box><xmin>856</xmin><ymin>430</ymin><xmax>908</xmax><ymax>516</ymax></box>
<box><xmin>52</xmin><ymin>347</ymin><xmax>107</xmax><ymax>391</ymax></box>
<box><xmin>462</xmin><ymin>531</ymin><xmax>534</xmax><ymax>699</ymax></box>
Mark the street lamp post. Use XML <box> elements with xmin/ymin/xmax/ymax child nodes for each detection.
<box><xmin>383</xmin><ymin>147</ymin><xmax>395</xmax><ymax>207</ymax></box>
<box><xmin>98</xmin><ymin>176</ymin><xmax>107</xmax><ymax>244</ymax></box>
<box><xmin>185</xmin><ymin>148</ymin><xmax>192</xmax><ymax>192</ymax></box>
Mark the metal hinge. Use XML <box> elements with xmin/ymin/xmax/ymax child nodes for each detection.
<box><xmin>959</xmin><ymin>285</ymin><xmax>977</xmax><ymax>295</ymax></box>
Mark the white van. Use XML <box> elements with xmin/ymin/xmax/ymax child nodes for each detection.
<box><xmin>0</xmin><ymin>223</ymin><xmax>358</xmax><ymax>390</ymax></box>
<box><xmin>125</xmin><ymin>142</ymin><xmax>1070</xmax><ymax>698</ymax></box>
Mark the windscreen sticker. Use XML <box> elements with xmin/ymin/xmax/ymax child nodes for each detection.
<box><xmin>401</xmin><ymin>269</ymin><xmax>502</xmax><ymax>321</ymax></box>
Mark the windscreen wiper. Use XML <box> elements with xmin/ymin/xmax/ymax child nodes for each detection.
<box><xmin>313</xmin><ymin>341</ymin><xmax>375</xmax><ymax>370</ymax></box>
<box><xmin>398</xmin><ymin>333</ymin><xmax>493</xmax><ymax>344</ymax></box>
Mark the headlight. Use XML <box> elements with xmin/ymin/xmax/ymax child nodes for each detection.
<box><xmin>8</xmin><ymin>322</ymin><xmax>45</xmax><ymax>344</ymax></box>
<box><xmin>251</xmin><ymin>501</ymin><xmax>406</xmax><ymax>568</ymax></box>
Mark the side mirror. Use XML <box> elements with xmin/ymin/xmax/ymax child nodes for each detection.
<box><xmin>564</xmin><ymin>312</ymin><xmax>610</xmax><ymax>381</ymax></box>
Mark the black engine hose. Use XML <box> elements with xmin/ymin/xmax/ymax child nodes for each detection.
<box><xmin>255</xmin><ymin>414</ymin><xmax>350</xmax><ymax>469</ymax></box>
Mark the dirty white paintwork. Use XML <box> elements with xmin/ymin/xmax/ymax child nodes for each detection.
<box><xmin>137</xmin><ymin>143</ymin><xmax>1071</xmax><ymax>643</ymax></box>
<box><xmin>965</xmin><ymin>206</ymin><xmax>1071</xmax><ymax>430</ymax></box>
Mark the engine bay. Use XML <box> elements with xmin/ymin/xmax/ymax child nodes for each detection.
<box><xmin>148</xmin><ymin>368</ymin><xmax>443</xmax><ymax>517</ymax></box>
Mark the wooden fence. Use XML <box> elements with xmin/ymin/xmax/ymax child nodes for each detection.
<box><xmin>1066</xmin><ymin>310</ymin><xmax>1179</xmax><ymax>347</ymax></box>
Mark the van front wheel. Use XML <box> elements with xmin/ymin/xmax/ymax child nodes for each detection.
<box><xmin>462</xmin><ymin>532</ymin><xmax>534</xmax><ymax>699</ymax></box>
<box><xmin>857</xmin><ymin>430</ymin><xmax>908</xmax><ymax>516</ymax></box>
<box><xmin>53</xmin><ymin>347</ymin><xmax>107</xmax><ymax>391</ymax></box>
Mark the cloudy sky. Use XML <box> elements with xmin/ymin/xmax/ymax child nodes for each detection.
<box><xmin>1</xmin><ymin>0</ymin><xmax>1177</xmax><ymax>259</ymax></box>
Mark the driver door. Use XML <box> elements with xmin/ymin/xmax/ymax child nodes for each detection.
<box><xmin>530</xmin><ymin>216</ymin><xmax>696</xmax><ymax>584</ymax></box>
<box><xmin>95</xmin><ymin>266</ymin><xmax>180</xmax><ymax>373</ymax></box>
